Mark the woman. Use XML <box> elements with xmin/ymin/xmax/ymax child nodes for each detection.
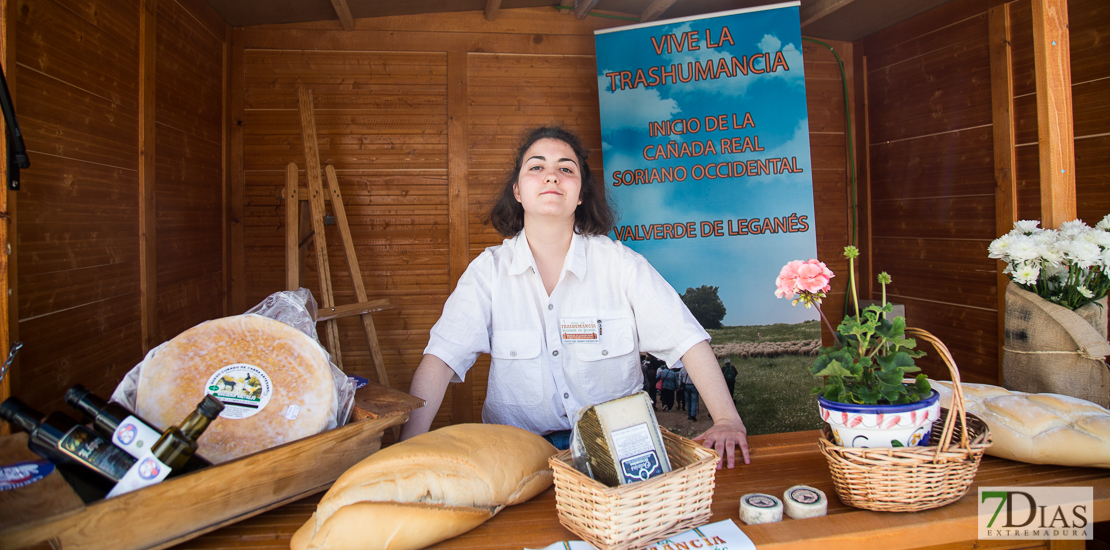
<box><xmin>399</xmin><ymin>127</ymin><xmax>750</xmax><ymax>468</ymax></box>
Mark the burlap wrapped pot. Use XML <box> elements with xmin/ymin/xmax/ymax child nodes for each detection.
<box><xmin>1003</xmin><ymin>282</ymin><xmax>1110</xmax><ymax>407</ymax></box>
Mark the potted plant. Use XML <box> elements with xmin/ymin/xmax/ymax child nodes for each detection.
<box><xmin>775</xmin><ymin>246</ymin><xmax>938</xmax><ymax>448</ymax></box>
<box><xmin>989</xmin><ymin>216</ymin><xmax>1110</xmax><ymax>406</ymax></box>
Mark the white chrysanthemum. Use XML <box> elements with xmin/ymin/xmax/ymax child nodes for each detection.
<box><xmin>1007</xmin><ymin>235</ymin><xmax>1041</xmax><ymax>262</ymax></box>
<box><xmin>1082</xmin><ymin>230</ymin><xmax>1110</xmax><ymax>248</ymax></box>
<box><xmin>1065</xmin><ymin>239</ymin><xmax>1101</xmax><ymax>269</ymax></box>
<box><xmin>1014</xmin><ymin>220</ymin><xmax>1041</xmax><ymax>234</ymax></box>
<box><xmin>1038</xmin><ymin>242</ymin><xmax>1064</xmax><ymax>266</ymax></box>
<box><xmin>1032</xmin><ymin>231</ymin><xmax>1057</xmax><ymax>245</ymax></box>
<box><xmin>988</xmin><ymin>234</ymin><xmax>1014</xmax><ymax>260</ymax></box>
<box><xmin>1059</xmin><ymin>220</ymin><xmax>1090</xmax><ymax>238</ymax></box>
<box><xmin>1013</xmin><ymin>262</ymin><xmax>1040</xmax><ymax>285</ymax></box>
<box><xmin>1097</xmin><ymin>214</ymin><xmax>1110</xmax><ymax>231</ymax></box>
<box><xmin>1078</xmin><ymin>286</ymin><xmax>1095</xmax><ymax>299</ymax></box>
<box><xmin>1044</xmin><ymin>263</ymin><xmax>1068</xmax><ymax>280</ymax></box>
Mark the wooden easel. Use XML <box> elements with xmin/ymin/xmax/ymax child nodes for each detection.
<box><xmin>286</xmin><ymin>87</ymin><xmax>393</xmax><ymax>394</ymax></box>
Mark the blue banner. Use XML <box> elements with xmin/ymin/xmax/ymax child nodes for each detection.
<box><xmin>595</xmin><ymin>2</ymin><xmax>818</xmax><ymax>326</ymax></box>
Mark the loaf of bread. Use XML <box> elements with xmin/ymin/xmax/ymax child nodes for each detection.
<box><xmin>136</xmin><ymin>314</ymin><xmax>338</xmax><ymax>464</ymax></box>
<box><xmin>291</xmin><ymin>423</ymin><xmax>557</xmax><ymax>550</ymax></box>
<box><xmin>934</xmin><ymin>381</ymin><xmax>1110</xmax><ymax>468</ymax></box>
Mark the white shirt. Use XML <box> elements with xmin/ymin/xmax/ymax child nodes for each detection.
<box><xmin>424</xmin><ymin>230</ymin><xmax>709</xmax><ymax>435</ymax></box>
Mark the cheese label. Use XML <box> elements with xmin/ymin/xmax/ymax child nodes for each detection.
<box><xmin>745</xmin><ymin>495</ymin><xmax>780</xmax><ymax>508</ymax></box>
<box><xmin>112</xmin><ymin>415</ymin><xmax>162</xmax><ymax>458</ymax></box>
<box><xmin>560</xmin><ymin>318</ymin><xmax>600</xmax><ymax>343</ymax></box>
<box><xmin>107</xmin><ymin>451</ymin><xmax>172</xmax><ymax>497</ymax></box>
<box><xmin>0</xmin><ymin>460</ymin><xmax>54</xmax><ymax>492</ymax></box>
<box><xmin>611</xmin><ymin>423</ymin><xmax>664</xmax><ymax>482</ymax></box>
<box><xmin>205</xmin><ymin>364</ymin><xmax>274</xmax><ymax>419</ymax></box>
<box><xmin>789</xmin><ymin>487</ymin><xmax>821</xmax><ymax>504</ymax></box>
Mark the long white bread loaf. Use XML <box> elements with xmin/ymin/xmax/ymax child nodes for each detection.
<box><xmin>291</xmin><ymin>423</ymin><xmax>557</xmax><ymax>550</ymax></box>
<box><xmin>934</xmin><ymin>381</ymin><xmax>1110</xmax><ymax>468</ymax></box>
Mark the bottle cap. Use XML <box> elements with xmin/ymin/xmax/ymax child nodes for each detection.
<box><xmin>197</xmin><ymin>395</ymin><xmax>225</xmax><ymax>419</ymax></box>
<box><xmin>0</xmin><ymin>397</ymin><xmax>44</xmax><ymax>434</ymax></box>
<box><xmin>64</xmin><ymin>384</ymin><xmax>91</xmax><ymax>407</ymax></box>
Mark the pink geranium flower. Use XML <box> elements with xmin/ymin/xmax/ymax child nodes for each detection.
<box><xmin>774</xmin><ymin>259</ymin><xmax>833</xmax><ymax>299</ymax></box>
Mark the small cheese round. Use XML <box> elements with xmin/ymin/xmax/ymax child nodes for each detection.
<box><xmin>783</xmin><ymin>485</ymin><xmax>828</xmax><ymax>519</ymax></box>
<box><xmin>136</xmin><ymin>314</ymin><xmax>338</xmax><ymax>464</ymax></box>
<box><xmin>740</xmin><ymin>493</ymin><xmax>783</xmax><ymax>525</ymax></box>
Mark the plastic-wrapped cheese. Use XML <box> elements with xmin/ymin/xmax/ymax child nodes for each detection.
<box><xmin>783</xmin><ymin>485</ymin><xmax>828</xmax><ymax>519</ymax></box>
<box><xmin>740</xmin><ymin>493</ymin><xmax>783</xmax><ymax>525</ymax></box>
<box><xmin>136</xmin><ymin>314</ymin><xmax>338</xmax><ymax>464</ymax></box>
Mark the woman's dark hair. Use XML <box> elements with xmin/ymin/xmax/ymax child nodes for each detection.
<box><xmin>487</xmin><ymin>126</ymin><xmax>615</xmax><ymax>237</ymax></box>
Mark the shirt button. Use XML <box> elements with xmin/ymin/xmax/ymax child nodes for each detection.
<box><xmin>552</xmin><ymin>350</ymin><xmax>559</xmax><ymax>357</ymax></box>
<box><xmin>563</xmin><ymin>393</ymin><xmax>569</xmax><ymax>399</ymax></box>
<box><xmin>510</xmin><ymin>351</ymin><xmax>517</xmax><ymax>357</ymax></box>
<box><xmin>548</xmin><ymin>304</ymin><xmax>553</xmax><ymax>310</ymax></box>
<box><xmin>602</xmin><ymin>350</ymin><xmax>609</xmax><ymax>356</ymax></box>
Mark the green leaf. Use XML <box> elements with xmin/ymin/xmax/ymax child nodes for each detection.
<box><xmin>812</xmin><ymin>359</ymin><xmax>854</xmax><ymax>378</ymax></box>
<box><xmin>856</xmin><ymin>387</ymin><xmax>881</xmax><ymax>404</ymax></box>
<box><xmin>891</xmin><ymin>440</ymin><xmax>904</xmax><ymax>448</ymax></box>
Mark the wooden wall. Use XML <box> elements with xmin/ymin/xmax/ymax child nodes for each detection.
<box><xmin>6</xmin><ymin>0</ymin><xmax>228</xmax><ymax>414</ymax></box>
<box><xmin>229</xmin><ymin>8</ymin><xmax>858</xmax><ymax>431</ymax></box>
<box><xmin>855</xmin><ymin>0</ymin><xmax>1109</xmax><ymax>385</ymax></box>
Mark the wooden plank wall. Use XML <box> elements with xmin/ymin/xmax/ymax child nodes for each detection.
<box><xmin>8</xmin><ymin>0</ymin><xmax>228</xmax><ymax>414</ymax></box>
<box><xmin>856</xmin><ymin>0</ymin><xmax>1109</xmax><ymax>385</ymax></box>
<box><xmin>229</xmin><ymin>8</ymin><xmax>857</xmax><ymax>430</ymax></box>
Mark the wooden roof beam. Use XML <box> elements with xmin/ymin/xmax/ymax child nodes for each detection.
<box><xmin>800</xmin><ymin>0</ymin><xmax>856</xmax><ymax>28</ymax></box>
<box><xmin>1032</xmin><ymin>0</ymin><xmax>1076</xmax><ymax>228</ymax></box>
<box><xmin>641</xmin><ymin>0</ymin><xmax>677</xmax><ymax>22</ymax></box>
<box><xmin>574</xmin><ymin>0</ymin><xmax>600</xmax><ymax>20</ymax></box>
<box><xmin>329</xmin><ymin>0</ymin><xmax>354</xmax><ymax>30</ymax></box>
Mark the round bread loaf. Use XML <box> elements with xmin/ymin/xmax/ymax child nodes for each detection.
<box><xmin>934</xmin><ymin>381</ymin><xmax>1110</xmax><ymax>468</ymax></box>
<box><xmin>292</xmin><ymin>423</ymin><xmax>557</xmax><ymax>550</ymax></box>
<box><xmin>136</xmin><ymin>314</ymin><xmax>337</xmax><ymax>464</ymax></box>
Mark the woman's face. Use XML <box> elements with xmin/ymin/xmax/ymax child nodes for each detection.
<box><xmin>513</xmin><ymin>138</ymin><xmax>582</xmax><ymax>224</ymax></box>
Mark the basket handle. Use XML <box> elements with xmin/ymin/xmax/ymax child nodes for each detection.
<box><xmin>905</xmin><ymin>327</ymin><xmax>970</xmax><ymax>458</ymax></box>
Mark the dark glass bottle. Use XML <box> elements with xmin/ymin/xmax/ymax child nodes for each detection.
<box><xmin>65</xmin><ymin>384</ymin><xmax>212</xmax><ymax>470</ymax></box>
<box><xmin>0</xmin><ymin>397</ymin><xmax>135</xmax><ymax>484</ymax></box>
<box><xmin>150</xmin><ymin>395</ymin><xmax>224</xmax><ymax>470</ymax></box>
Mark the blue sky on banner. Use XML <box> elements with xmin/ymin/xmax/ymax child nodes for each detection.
<box><xmin>595</xmin><ymin>2</ymin><xmax>819</xmax><ymax>326</ymax></box>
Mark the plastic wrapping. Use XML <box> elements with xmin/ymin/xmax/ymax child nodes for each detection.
<box><xmin>112</xmin><ymin>288</ymin><xmax>355</xmax><ymax>430</ymax></box>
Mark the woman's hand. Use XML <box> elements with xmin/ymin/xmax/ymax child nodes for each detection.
<box><xmin>694</xmin><ymin>417</ymin><xmax>750</xmax><ymax>469</ymax></box>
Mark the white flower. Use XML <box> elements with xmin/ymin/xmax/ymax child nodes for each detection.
<box><xmin>1007</xmin><ymin>235</ymin><xmax>1041</xmax><ymax>263</ymax></box>
<box><xmin>1059</xmin><ymin>220</ymin><xmax>1090</xmax><ymax>238</ymax></box>
<box><xmin>1032</xmin><ymin>231</ymin><xmax>1057</xmax><ymax>245</ymax></box>
<box><xmin>1082</xmin><ymin>230</ymin><xmax>1110</xmax><ymax>248</ymax></box>
<box><xmin>1038</xmin><ymin>242</ymin><xmax>1064</xmax><ymax>266</ymax></box>
<box><xmin>1014</xmin><ymin>220</ymin><xmax>1041</xmax><ymax>234</ymax></box>
<box><xmin>1065</xmin><ymin>239</ymin><xmax>1101</xmax><ymax>269</ymax></box>
<box><xmin>1078</xmin><ymin>286</ymin><xmax>1095</xmax><ymax>299</ymax></box>
<box><xmin>1097</xmin><ymin>214</ymin><xmax>1110</xmax><ymax>231</ymax></box>
<box><xmin>988</xmin><ymin>234</ymin><xmax>1014</xmax><ymax>260</ymax></box>
<box><xmin>1013</xmin><ymin>262</ymin><xmax>1040</xmax><ymax>285</ymax></box>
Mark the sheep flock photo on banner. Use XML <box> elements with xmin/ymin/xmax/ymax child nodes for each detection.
<box><xmin>595</xmin><ymin>1</ymin><xmax>819</xmax><ymax>327</ymax></box>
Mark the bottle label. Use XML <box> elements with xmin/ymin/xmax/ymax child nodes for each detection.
<box><xmin>111</xmin><ymin>415</ymin><xmax>163</xmax><ymax>459</ymax></box>
<box><xmin>204</xmin><ymin>364</ymin><xmax>274</xmax><ymax>420</ymax></box>
<box><xmin>58</xmin><ymin>425</ymin><xmax>135</xmax><ymax>481</ymax></box>
<box><xmin>106</xmin><ymin>450</ymin><xmax>172</xmax><ymax>498</ymax></box>
<box><xmin>0</xmin><ymin>460</ymin><xmax>55</xmax><ymax>492</ymax></box>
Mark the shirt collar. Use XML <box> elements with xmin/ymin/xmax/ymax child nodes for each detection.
<box><xmin>506</xmin><ymin>228</ymin><xmax>588</xmax><ymax>281</ymax></box>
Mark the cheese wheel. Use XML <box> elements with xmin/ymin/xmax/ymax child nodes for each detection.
<box><xmin>740</xmin><ymin>493</ymin><xmax>783</xmax><ymax>525</ymax></box>
<box><xmin>783</xmin><ymin>485</ymin><xmax>827</xmax><ymax>519</ymax></box>
<box><xmin>136</xmin><ymin>314</ymin><xmax>337</xmax><ymax>464</ymax></box>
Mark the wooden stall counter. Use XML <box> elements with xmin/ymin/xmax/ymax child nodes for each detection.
<box><xmin>174</xmin><ymin>430</ymin><xmax>1110</xmax><ymax>550</ymax></box>
<box><xmin>0</xmin><ymin>382</ymin><xmax>423</xmax><ymax>550</ymax></box>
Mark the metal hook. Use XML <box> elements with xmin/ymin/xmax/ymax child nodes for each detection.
<box><xmin>0</xmin><ymin>341</ymin><xmax>22</xmax><ymax>385</ymax></box>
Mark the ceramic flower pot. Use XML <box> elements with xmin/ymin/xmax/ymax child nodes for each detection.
<box><xmin>818</xmin><ymin>390</ymin><xmax>941</xmax><ymax>448</ymax></box>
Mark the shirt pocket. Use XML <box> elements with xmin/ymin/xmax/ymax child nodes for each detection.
<box><xmin>575</xmin><ymin>319</ymin><xmax>640</xmax><ymax>403</ymax></box>
<box><xmin>488</xmin><ymin>329</ymin><xmax>544</xmax><ymax>407</ymax></box>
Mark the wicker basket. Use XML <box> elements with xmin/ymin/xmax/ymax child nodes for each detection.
<box><xmin>550</xmin><ymin>428</ymin><xmax>718</xmax><ymax>550</ymax></box>
<box><xmin>818</xmin><ymin>327</ymin><xmax>993</xmax><ymax>512</ymax></box>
